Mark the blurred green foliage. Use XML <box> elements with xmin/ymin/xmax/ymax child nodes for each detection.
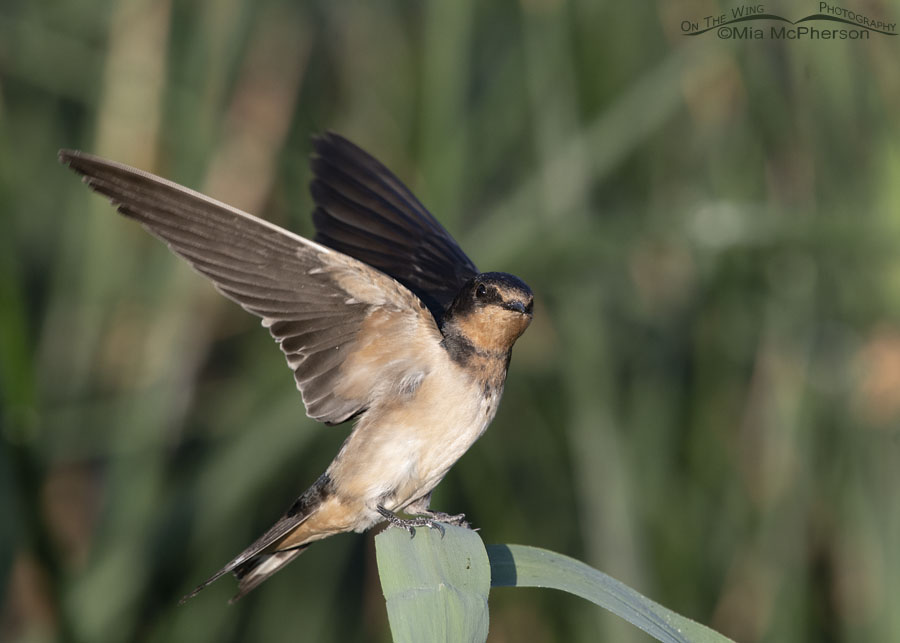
<box><xmin>1</xmin><ymin>0</ymin><xmax>899</xmax><ymax>641</ymax></box>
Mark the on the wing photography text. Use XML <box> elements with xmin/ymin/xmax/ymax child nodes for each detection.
<box><xmin>681</xmin><ymin>2</ymin><xmax>897</xmax><ymax>39</ymax></box>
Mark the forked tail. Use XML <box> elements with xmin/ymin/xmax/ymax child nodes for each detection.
<box><xmin>180</xmin><ymin>473</ymin><xmax>333</xmax><ymax>603</ymax></box>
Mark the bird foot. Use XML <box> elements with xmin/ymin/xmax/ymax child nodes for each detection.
<box><xmin>415</xmin><ymin>510</ymin><xmax>472</xmax><ymax>529</ymax></box>
<box><xmin>377</xmin><ymin>505</ymin><xmax>445</xmax><ymax>538</ymax></box>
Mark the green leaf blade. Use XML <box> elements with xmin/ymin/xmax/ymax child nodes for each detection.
<box><xmin>487</xmin><ymin>544</ymin><xmax>733</xmax><ymax>643</ymax></box>
<box><xmin>376</xmin><ymin>524</ymin><xmax>490</xmax><ymax>643</ymax></box>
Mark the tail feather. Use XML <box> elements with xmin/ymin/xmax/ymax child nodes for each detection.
<box><xmin>178</xmin><ymin>517</ymin><xmax>308</xmax><ymax>604</ymax></box>
<box><xmin>229</xmin><ymin>546</ymin><xmax>309</xmax><ymax>603</ymax></box>
<box><xmin>180</xmin><ymin>473</ymin><xmax>333</xmax><ymax>603</ymax></box>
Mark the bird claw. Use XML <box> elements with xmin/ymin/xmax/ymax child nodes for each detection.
<box><xmin>418</xmin><ymin>511</ymin><xmax>471</xmax><ymax>529</ymax></box>
<box><xmin>377</xmin><ymin>505</ymin><xmax>447</xmax><ymax>538</ymax></box>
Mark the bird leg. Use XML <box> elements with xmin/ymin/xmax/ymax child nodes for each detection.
<box><xmin>376</xmin><ymin>505</ymin><xmax>445</xmax><ymax>538</ymax></box>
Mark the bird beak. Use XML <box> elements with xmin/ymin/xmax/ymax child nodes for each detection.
<box><xmin>504</xmin><ymin>300</ymin><xmax>531</xmax><ymax>315</ymax></box>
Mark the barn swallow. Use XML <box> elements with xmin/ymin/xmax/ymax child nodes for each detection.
<box><xmin>59</xmin><ymin>133</ymin><xmax>533</xmax><ymax>603</ymax></box>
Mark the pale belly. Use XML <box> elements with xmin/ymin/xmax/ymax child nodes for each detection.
<box><xmin>326</xmin><ymin>367</ymin><xmax>503</xmax><ymax>530</ymax></box>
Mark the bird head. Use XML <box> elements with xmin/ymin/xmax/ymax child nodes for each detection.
<box><xmin>442</xmin><ymin>272</ymin><xmax>533</xmax><ymax>354</ymax></box>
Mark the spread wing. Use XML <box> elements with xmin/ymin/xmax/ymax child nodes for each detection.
<box><xmin>310</xmin><ymin>132</ymin><xmax>479</xmax><ymax>323</ymax></box>
<box><xmin>60</xmin><ymin>150</ymin><xmax>442</xmax><ymax>425</ymax></box>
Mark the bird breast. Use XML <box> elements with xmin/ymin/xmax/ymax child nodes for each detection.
<box><xmin>327</xmin><ymin>357</ymin><xmax>506</xmax><ymax>519</ymax></box>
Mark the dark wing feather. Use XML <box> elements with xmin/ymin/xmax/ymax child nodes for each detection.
<box><xmin>59</xmin><ymin>149</ymin><xmax>439</xmax><ymax>425</ymax></box>
<box><xmin>310</xmin><ymin>132</ymin><xmax>478</xmax><ymax>322</ymax></box>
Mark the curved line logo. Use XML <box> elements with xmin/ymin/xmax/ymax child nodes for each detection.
<box><xmin>681</xmin><ymin>3</ymin><xmax>897</xmax><ymax>39</ymax></box>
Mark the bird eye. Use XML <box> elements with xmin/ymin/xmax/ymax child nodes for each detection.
<box><xmin>475</xmin><ymin>284</ymin><xmax>487</xmax><ymax>298</ymax></box>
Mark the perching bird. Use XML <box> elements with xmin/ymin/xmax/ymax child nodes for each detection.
<box><xmin>59</xmin><ymin>133</ymin><xmax>533</xmax><ymax>603</ymax></box>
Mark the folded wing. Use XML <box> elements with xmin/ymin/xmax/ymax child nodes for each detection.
<box><xmin>60</xmin><ymin>150</ymin><xmax>441</xmax><ymax>425</ymax></box>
